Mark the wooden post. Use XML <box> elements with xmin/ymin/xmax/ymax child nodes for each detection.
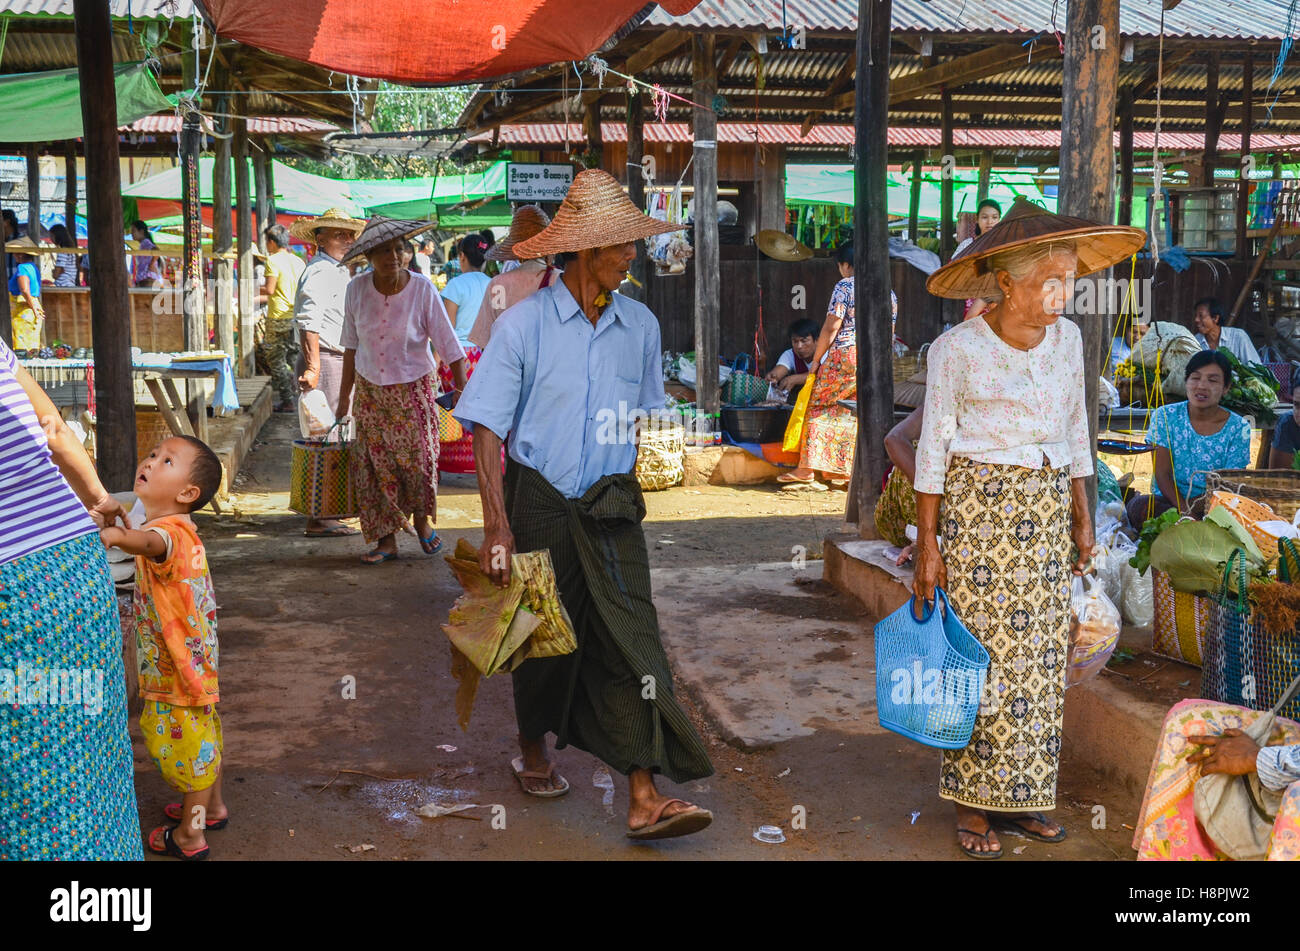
<box><xmin>180</xmin><ymin>110</ymin><xmax>207</xmax><ymax>432</ymax></box>
<box><xmin>758</xmin><ymin>144</ymin><xmax>787</xmax><ymax>232</ymax></box>
<box><xmin>234</xmin><ymin>115</ymin><xmax>253</xmax><ymax>373</ymax></box>
<box><xmin>1058</xmin><ymin>0</ymin><xmax>1120</xmax><ymax>513</ymax></box>
<box><xmin>254</xmin><ymin>143</ymin><xmax>270</xmax><ymax>239</ymax></box>
<box><xmin>852</xmin><ymin>0</ymin><xmax>894</xmax><ymax>534</ymax></box>
<box><xmin>1237</xmin><ymin>52</ymin><xmax>1253</xmax><ymax>260</ymax></box>
<box><xmin>265</xmin><ymin>155</ymin><xmax>277</xmax><ymax>224</ymax></box>
<box><xmin>63</xmin><ymin>140</ymin><xmax>77</xmax><ymax>238</ymax></box>
<box><xmin>1201</xmin><ymin>53</ymin><xmax>1221</xmax><ymax>187</ymax></box>
<box><xmin>26</xmin><ymin>143</ymin><xmax>41</xmax><ymax>243</ymax></box>
<box><xmin>976</xmin><ymin>150</ymin><xmax>992</xmax><ymax>203</ymax></box>
<box><xmin>583</xmin><ymin>100</ymin><xmax>604</xmax><ymax>168</ymax></box>
<box><xmin>691</xmin><ymin>34</ymin><xmax>720</xmax><ymax>418</ymax></box>
<box><xmin>625</xmin><ymin>91</ymin><xmax>647</xmax><ymax>301</ymax></box>
<box><xmin>73</xmin><ymin>0</ymin><xmax>136</xmax><ymax>487</ymax></box>
<box><xmin>212</xmin><ymin>92</ymin><xmax>235</xmax><ymax>367</ymax></box>
<box><xmin>940</xmin><ymin>88</ymin><xmax>954</xmax><ymax>262</ymax></box>
<box><xmin>908</xmin><ymin>150</ymin><xmax>923</xmax><ymax>242</ymax></box>
<box><xmin>1119</xmin><ymin>88</ymin><xmax>1134</xmax><ymax>226</ymax></box>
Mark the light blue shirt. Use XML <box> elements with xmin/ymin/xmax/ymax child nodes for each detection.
<box><xmin>453</xmin><ymin>278</ymin><xmax>664</xmax><ymax>499</ymax></box>
<box><xmin>441</xmin><ymin>271</ymin><xmax>492</xmax><ymax>346</ymax></box>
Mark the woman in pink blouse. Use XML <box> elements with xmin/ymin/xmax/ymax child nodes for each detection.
<box><xmin>336</xmin><ymin>218</ymin><xmax>467</xmax><ymax>565</ymax></box>
<box><xmin>915</xmin><ymin>199</ymin><xmax>1145</xmax><ymax>859</ymax></box>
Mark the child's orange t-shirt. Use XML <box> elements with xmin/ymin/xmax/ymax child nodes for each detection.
<box><xmin>133</xmin><ymin>514</ymin><xmax>220</xmax><ymax>704</ymax></box>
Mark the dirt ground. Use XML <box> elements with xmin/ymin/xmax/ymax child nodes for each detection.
<box><xmin>135</xmin><ymin>414</ymin><xmax>1140</xmax><ymax>861</ymax></box>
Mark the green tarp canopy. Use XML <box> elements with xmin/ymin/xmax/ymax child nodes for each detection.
<box><xmin>346</xmin><ymin>162</ymin><xmax>508</xmax><ymax>219</ymax></box>
<box><xmin>434</xmin><ymin>197</ymin><xmax>515</xmax><ymax>230</ymax></box>
<box><xmin>0</xmin><ymin>62</ymin><xmax>174</xmax><ymax>142</ymax></box>
<box><xmin>785</xmin><ymin>164</ymin><xmax>1055</xmax><ymax>219</ymax></box>
<box><xmin>122</xmin><ymin>157</ymin><xmax>362</xmax><ymax>216</ymax></box>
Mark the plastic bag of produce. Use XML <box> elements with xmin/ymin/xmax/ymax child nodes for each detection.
<box><xmin>1120</xmin><ymin>560</ymin><xmax>1154</xmax><ymax>628</ymax></box>
<box><xmin>1068</xmin><ymin>574</ymin><xmax>1121</xmax><ymax>688</ymax></box>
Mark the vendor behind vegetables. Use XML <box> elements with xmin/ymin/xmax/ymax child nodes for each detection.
<box><xmin>764</xmin><ymin>318</ymin><xmax>821</xmax><ymax>402</ymax></box>
<box><xmin>1125</xmin><ymin>350</ymin><xmax>1252</xmax><ymax>528</ymax></box>
<box><xmin>1269</xmin><ymin>381</ymin><xmax>1300</xmax><ymax>470</ymax></box>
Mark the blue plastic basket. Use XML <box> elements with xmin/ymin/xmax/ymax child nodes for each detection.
<box><xmin>874</xmin><ymin>589</ymin><xmax>991</xmax><ymax>749</ymax></box>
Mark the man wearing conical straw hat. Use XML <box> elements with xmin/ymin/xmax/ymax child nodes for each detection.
<box><xmin>454</xmin><ymin>169</ymin><xmax>714</xmax><ymax>840</ymax></box>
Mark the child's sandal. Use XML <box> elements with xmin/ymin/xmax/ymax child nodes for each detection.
<box><xmin>163</xmin><ymin>802</ymin><xmax>228</xmax><ymax>830</ymax></box>
<box><xmin>147</xmin><ymin>825</ymin><xmax>210</xmax><ymax>861</ymax></box>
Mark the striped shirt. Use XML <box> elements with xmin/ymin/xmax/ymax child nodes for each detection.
<box><xmin>0</xmin><ymin>339</ymin><xmax>96</xmax><ymax>565</ymax></box>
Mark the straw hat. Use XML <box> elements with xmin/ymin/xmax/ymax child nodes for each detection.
<box><xmin>288</xmin><ymin>207</ymin><xmax>367</xmax><ymax>244</ymax></box>
<box><xmin>5</xmin><ymin>235</ymin><xmax>38</xmax><ymax>254</ymax></box>
<box><xmin>343</xmin><ymin>216</ymin><xmax>437</xmax><ymax>264</ymax></box>
<box><xmin>511</xmin><ymin>169</ymin><xmax>681</xmax><ymax>258</ymax></box>
<box><xmin>926</xmin><ymin>197</ymin><xmax>1147</xmax><ymax>300</ymax></box>
<box><xmin>756</xmin><ymin>229</ymin><xmax>812</xmax><ymax>262</ymax></box>
<box><xmin>487</xmin><ymin>205</ymin><xmax>551</xmax><ymax>262</ymax></box>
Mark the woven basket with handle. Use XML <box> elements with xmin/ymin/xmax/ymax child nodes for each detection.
<box><xmin>1205</xmin><ymin>469</ymin><xmax>1300</xmax><ymax>521</ymax></box>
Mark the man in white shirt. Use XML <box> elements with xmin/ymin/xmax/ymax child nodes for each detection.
<box><xmin>413</xmin><ymin>238</ymin><xmax>434</xmax><ymax>278</ymax></box>
<box><xmin>289</xmin><ymin>208</ymin><xmax>366</xmax><ymax>537</ymax></box>
<box><xmin>1193</xmin><ymin>297</ymin><xmax>1261</xmax><ymax>366</ymax></box>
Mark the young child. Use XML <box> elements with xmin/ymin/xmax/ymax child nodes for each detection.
<box><xmin>98</xmin><ymin>435</ymin><xmax>225</xmax><ymax>860</ymax></box>
<box><xmin>765</xmin><ymin>318</ymin><xmax>820</xmax><ymax>402</ymax></box>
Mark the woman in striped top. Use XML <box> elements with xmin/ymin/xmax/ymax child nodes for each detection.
<box><xmin>0</xmin><ymin>338</ymin><xmax>142</xmax><ymax>860</ymax></box>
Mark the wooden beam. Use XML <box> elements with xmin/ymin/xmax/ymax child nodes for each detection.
<box><xmin>940</xmin><ymin>89</ymin><xmax>954</xmax><ymax>263</ymax></box>
<box><xmin>800</xmin><ymin>53</ymin><xmax>857</xmax><ymax>137</ymax></box>
<box><xmin>1058</xmin><ymin>0</ymin><xmax>1121</xmax><ymax>515</ymax></box>
<box><xmin>887</xmin><ymin>41</ymin><xmax>1057</xmax><ymax>104</ymax></box>
<box><xmin>26</xmin><ymin>143</ymin><xmax>41</xmax><ymax>243</ymax></box>
<box><xmin>211</xmin><ymin>80</ymin><xmax>235</xmax><ymax>366</ymax></box>
<box><xmin>626</xmin><ymin>91</ymin><xmax>647</xmax><ymax>301</ymax></box>
<box><xmin>180</xmin><ymin>110</ymin><xmax>207</xmax><ymax>433</ymax></box>
<box><xmin>853</xmin><ymin>0</ymin><xmax>894</xmax><ymax>535</ymax></box>
<box><xmin>1237</xmin><ymin>51</ymin><xmax>1254</xmax><ymax>259</ymax></box>
<box><xmin>63</xmin><ymin>140</ymin><xmax>77</xmax><ymax>238</ymax></box>
<box><xmin>908</xmin><ymin>150</ymin><xmax>923</xmax><ymax>240</ymax></box>
<box><xmin>1201</xmin><ymin>53</ymin><xmax>1222</xmax><ymax>186</ymax></box>
<box><xmin>715</xmin><ymin>36</ymin><xmax>743</xmax><ymax>79</ymax></box>
<box><xmin>692</xmin><ymin>34</ymin><xmax>720</xmax><ymax>419</ymax></box>
<box><xmin>253</xmin><ymin>141</ymin><xmax>270</xmax><ymax>238</ymax></box>
<box><xmin>73</xmin><ymin>0</ymin><xmax>135</xmax><ymax>486</ymax></box>
<box><xmin>233</xmin><ymin>114</ymin><xmax>253</xmax><ymax>373</ymax></box>
<box><xmin>976</xmin><ymin>149</ymin><xmax>992</xmax><ymax>202</ymax></box>
<box><xmin>1120</xmin><ymin>88</ymin><xmax>1135</xmax><ymax>225</ymax></box>
<box><xmin>1131</xmin><ymin>51</ymin><xmax>1193</xmax><ymax>100</ymax></box>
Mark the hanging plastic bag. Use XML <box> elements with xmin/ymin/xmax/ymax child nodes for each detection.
<box><xmin>782</xmin><ymin>374</ymin><xmax>816</xmax><ymax>453</ymax></box>
<box><xmin>1068</xmin><ymin>574</ymin><xmax>1122</xmax><ymax>688</ymax></box>
<box><xmin>298</xmin><ymin>389</ymin><xmax>335</xmax><ymax>439</ymax></box>
<box><xmin>1120</xmin><ymin>559</ymin><xmax>1154</xmax><ymax>628</ymax></box>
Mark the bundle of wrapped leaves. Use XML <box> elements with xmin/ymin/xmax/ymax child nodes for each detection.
<box><xmin>1148</xmin><ymin>505</ymin><xmax>1265</xmax><ymax>596</ymax></box>
<box><xmin>442</xmin><ymin>538</ymin><xmax>578</xmax><ymax>729</ymax></box>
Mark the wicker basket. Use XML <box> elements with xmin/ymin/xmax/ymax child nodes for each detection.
<box><xmin>1205</xmin><ymin>469</ymin><xmax>1300</xmax><ymax>521</ymax></box>
<box><xmin>635</xmin><ymin>423</ymin><xmax>685</xmax><ymax>491</ymax></box>
<box><xmin>1206</xmin><ymin>490</ymin><xmax>1286</xmax><ymax>561</ymax></box>
<box><xmin>134</xmin><ymin>409</ymin><xmax>172</xmax><ymax>463</ymax></box>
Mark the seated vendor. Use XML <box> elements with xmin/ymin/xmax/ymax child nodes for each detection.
<box><xmin>1269</xmin><ymin>395</ymin><xmax>1300</xmax><ymax>470</ymax></box>
<box><xmin>1193</xmin><ymin>297</ymin><xmax>1262</xmax><ymax>366</ymax></box>
<box><xmin>875</xmin><ymin>405</ymin><xmax>923</xmax><ymax>563</ymax></box>
<box><xmin>1125</xmin><ymin>350</ymin><xmax>1252</xmax><ymax>529</ymax></box>
<box><xmin>1108</xmin><ymin>316</ymin><xmax>1149</xmax><ymax>379</ymax></box>
<box><xmin>764</xmin><ymin>318</ymin><xmax>820</xmax><ymax>402</ymax></box>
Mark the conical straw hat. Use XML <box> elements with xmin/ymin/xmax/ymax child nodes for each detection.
<box><xmin>925</xmin><ymin>197</ymin><xmax>1147</xmax><ymax>300</ymax></box>
<box><xmin>487</xmin><ymin>205</ymin><xmax>551</xmax><ymax>262</ymax></box>
<box><xmin>511</xmin><ymin>169</ymin><xmax>681</xmax><ymax>258</ymax></box>
<box><xmin>756</xmin><ymin>229</ymin><xmax>812</xmax><ymax>262</ymax></box>
<box><xmin>343</xmin><ymin>216</ymin><xmax>437</xmax><ymax>264</ymax></box>
<box><xmin>288</xmin><ymin>207</ymin><xmax>367</xmax><ymax>244</ymax></box>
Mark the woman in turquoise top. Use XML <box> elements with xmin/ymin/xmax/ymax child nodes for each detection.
<box><xmin>1126</xmin><ymin>350</ymin><xmax>1251</xmax><ymax>528</ymax></box>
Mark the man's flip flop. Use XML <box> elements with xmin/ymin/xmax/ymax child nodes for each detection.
<box><xmin>957</xmin><ymin>828</ymin><xmax>1003</xmax><ymax>859</ymax></box>
<box><xmin>626</xmin><ymin>800</ymin><xmax>713</xmax><ymax>840</ymax></box>
<box><xmin>146</xmin><ymin>825</ymin><xmax>210</xmax><ymax>861</ymax></box>
<box><xmin>360</xmin><ymin>549</ymin><xmax>398</xmax><ymax>565</ymax></box>
<box><xmin>511</xmin><ymin>757</ymin><xmax>570</xmax><ymax>798</ymax></box>
<box><xmin>993</xmin><ymin>814</ymin><xmax>1067</xmax><ymax>843</ymax></box>
<box><xmin>163</xmin><ymin>802</ymin><xmax>228</xmax><ymax>830</ymax></box>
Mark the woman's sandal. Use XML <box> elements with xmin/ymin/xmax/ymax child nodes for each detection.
<box><xmin>419</xmin><ymin>533</ymin><xmax>443</xmax><ymax>555</ymax></box>
<box><xmin>957</xmin><ymin>827</ymin><xmax>1003</xmax><ymax>859</ymax></box>
<box><xmin>993</xmin><ymin>813</ymin><xmax>1067</xmax><ymax>843</ymax></box>
<box><xmin>360</xmin><ymin>549</ymin><xmax>398</xmax><ymax>565</ymax></box>
<box><xmin>146</xmin><ymin>825</ymin><xmax>210</xmax><ymax>861</ymax></box>
<box><xmin>163</xmin><ymin>802</ymin><xmax>228</xmax><ymax>830</ymax></box>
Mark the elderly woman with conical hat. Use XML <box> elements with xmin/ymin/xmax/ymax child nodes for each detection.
<box><xmin>335</xmin><ymin>217</ymin><xmax>467</xmax><ymax>565</ymax></box>
<box><xmin>914</xmin><ymin>199</ymin><xmax>1145</xmax><ymax>858</ymax></box>
<box><xmin>454</xmin><ymin>169</ymin><xmax>715</xmax><ymax>840</ymax></box>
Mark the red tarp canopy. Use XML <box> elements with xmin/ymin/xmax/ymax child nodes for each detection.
<box><xmin>199</xmin><ymin>0</ymin><xmax>702</xmax><ymax>85</ymax></box>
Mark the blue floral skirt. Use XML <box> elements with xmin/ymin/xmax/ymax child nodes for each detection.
<box><xmin>0</xmin><ymin>531</ymin><xmax>142</xmax><ymax>860</ymax></box>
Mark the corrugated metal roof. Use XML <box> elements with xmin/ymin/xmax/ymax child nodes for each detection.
<box><xmin>469</xmin><ymin>121</ymin><xmax>1300</xmax><ymax>151</ymax></box>
<box><xmin>125</xmin><ymin>115</ymin><xmax>338</xmax><ymax>134</ymax></box>
<box><xmin>647</xmin><ymin>0</ymin><xmax>1300</xmax><ymax>40</ymax></box>
<box><xmin>0</xmin><ymin>0</ymin><xmax>195</xmax><ymax>18</ymax></box>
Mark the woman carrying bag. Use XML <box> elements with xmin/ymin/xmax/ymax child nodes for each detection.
<box><xmin>914</xmin><ymin>198</ymin><xmax>1145</xmax><ymax>858</ymax></box>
